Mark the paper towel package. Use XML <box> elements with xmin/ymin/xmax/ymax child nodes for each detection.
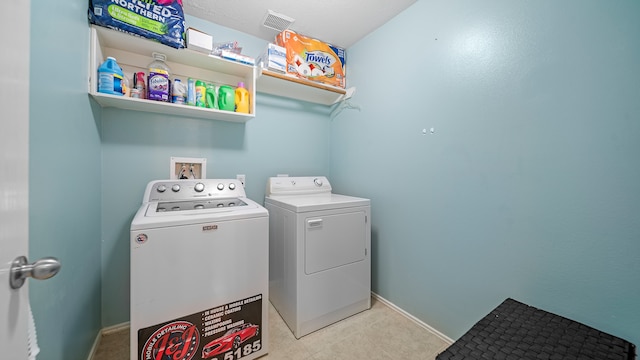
<box><xmin>88</xmin><ymin>0</ymin><xmax>186</xmax><ymax>49</ymax></box>
<box><xmin>275</xmin><ymin>30</ymin><xmax>346</xmax><ymax>88</ymax></box>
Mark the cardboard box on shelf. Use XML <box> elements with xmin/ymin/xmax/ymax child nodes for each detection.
<box><xmin>257</xmin><ymin>43</ymin><xmax>286</xmax><ymax>73</ymax></box>
<box><xmin>275</xmin><ymin>30</ymin><xmax>346</xmax><ymax>88</ymax></box>
<box><xmin>186</xmin><ymin>28</ymin><xmax>213</xmax><ymax>54</ymax></box>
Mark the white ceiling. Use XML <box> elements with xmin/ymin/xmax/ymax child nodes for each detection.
<box><xmin>182</xmin><ymin>0</ymin><xmax>417</xmax><ymax>49</ymax></box>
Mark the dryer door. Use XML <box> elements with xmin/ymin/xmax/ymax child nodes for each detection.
<box><xmin>304</xmin><ymin>210</ymin><xmax>366</xmax><ymax>274</ymax></box>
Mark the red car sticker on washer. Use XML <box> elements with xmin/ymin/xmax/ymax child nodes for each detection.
<box><xmin>141</xmin><ymin>320</ymin><xmax>200</xmax><ymax>360</ymax></box>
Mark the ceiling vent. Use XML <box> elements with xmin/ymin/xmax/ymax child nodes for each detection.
<box><xmin>262</xmin><ymin>10</ymin><xmax>295</xmax><ymax>32</ymax></box>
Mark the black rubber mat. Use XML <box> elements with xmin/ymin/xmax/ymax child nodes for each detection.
<box><xmin>437</xmin><ymin>298</ymin><xmax>636</xmax><ymax>360</ymax></box>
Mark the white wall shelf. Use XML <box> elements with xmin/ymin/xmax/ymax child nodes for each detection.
<box><xmin>88</xmin><ymin>25</ymin><xmax>256</xmax><ymax>123</ymax></box>
<box><xmin>257</xmin><ymin>69</ymin><xmax>353</xmax><ymax>106</ymax></box>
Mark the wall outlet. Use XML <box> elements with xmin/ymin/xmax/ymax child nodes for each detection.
<box><xmin>236</xmin><ymin>174</ymin><xmax>246</xmax><ymax>187</ymax></box>
<box><xmin>170</xmin><ymin>157</ymin><xmax>207</xmax><ymax>179</ymax></box>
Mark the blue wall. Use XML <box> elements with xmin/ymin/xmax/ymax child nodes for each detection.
<box><xmin>330</xmin><ymin>0</ymin><xmax>640</xmax><ymax>345</ymax></box>
<box><xmin>29</xmin><ymin>1</ymin><xmax>102</xmax><ymax>359</ymax></box>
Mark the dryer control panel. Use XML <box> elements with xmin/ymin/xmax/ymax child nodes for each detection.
<box><xmin>144</xmin><ymin>179</ymin><xmax>246</xmax><ymax>202</ymax></box>
<box><xmin>266</xmin><ymin>176</ymin><xmax>331</xmax><ymax>196</ymax></box>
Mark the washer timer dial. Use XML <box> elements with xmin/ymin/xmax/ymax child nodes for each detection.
<box><xmin>194</xmin><ymin>182</ymin><xmax>205</xmax><ymax>192</ymax></box>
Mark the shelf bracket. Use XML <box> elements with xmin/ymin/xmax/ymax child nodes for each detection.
<box><xmin>331</xmin><ymin>87</ymin><xmax>360</xmax><ymax>119</ymax></box>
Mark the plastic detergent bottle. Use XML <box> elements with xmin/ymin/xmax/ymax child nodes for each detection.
<box><xmin>205</xmin><ymin>83</ymin><xmax>217</xmax><ymax>109</ymax></box>
<box><xmin>187</xmin><ymin>78</ymin><xmax>196</xmax><ymax>106</ymax></box>
<box><xmin>172</xmin><ymin>79</ymin><xmax>186</xmax><ymax>104</ymax></box>
<box><xmin>218</xmin><ymin>85</ymin><xmax>235</xmax><ymax>111</ymax></box>
<box><xmin>195</xmin><ymin>80</ymin><xmax>207</xmax><ymax>107</ymax></box>
<box><xmin>147</xmin><ymin>52</ymin><xmax>171</xmax><ymax>102</ymax></box>
<box><xmin>235</xmin><ymin>82</ymin><xmax>250</xmax><ymax>113</ymax></box>
<box><xmin>122</xmin><ymin>74</ymin><xmax>130</xmax><ymax>97</ymax></box>
<box><xmin>97</xmin><ymin>57</ymin><xmax>124</xmax><ymax>96</ymax></box>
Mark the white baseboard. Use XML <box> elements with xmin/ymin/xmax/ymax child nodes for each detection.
<box><xmin>86</xmin><ymin>330</ymin><xmax>101</xmax><ymax>360</ymax></box>
<box><xmin>371</xmin><ymin>292</ymin><xmax>453</xmax><ymax>344</ymax></box>
<box><xmin>101</xmin><ymin>321</ymin><xmax>130</xmax><ymax>335</ymax></box>
<box><xmin>86</xmin><ymin>322</ymin><xmax>130</xmax><ymax>360</ymax></box>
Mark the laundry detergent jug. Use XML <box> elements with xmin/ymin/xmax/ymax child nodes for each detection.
<box><xmin>235</xmin><ymin>82</ymin><xmax>250</xmax><ymax>113</ymax></box>
<box><xmin>218</xmin><ymin>85</ymin><xmax>235</xmax><ymax>111</ymax></box>
<box><xmin>97</xmin><ymin>57</ymin><xmax>124</xmax><ymax>95</ymax></box>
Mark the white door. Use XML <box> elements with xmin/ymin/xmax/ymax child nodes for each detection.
<box><xmin>1</xmin><ymin>1</ymin><xmax>31</xmax><ymax>358</ymax></box>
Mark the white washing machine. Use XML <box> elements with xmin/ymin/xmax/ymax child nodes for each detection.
<box><xmin>130</xmin><ymin>179</ymin><xmax>268</xmax><ymax>360</ymax></box>
<box><xmin>264</xmin><ymin>176</ymin><xmax>371</xmax><ymax>338</ymax></box>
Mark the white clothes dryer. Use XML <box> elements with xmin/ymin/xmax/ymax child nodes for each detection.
<box><xmin>264</xmin><ymin>176</ymin><xmax>371</xmax><ymax>338</ymax></box>
<box><xmin>130</xmin><ymin>179</ymin><xmax>268</xmax><ymax>360</ymax></box>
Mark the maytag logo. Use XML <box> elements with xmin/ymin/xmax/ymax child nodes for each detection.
<box><xmin>135</xmin><ymin>234</ymin><xmax>148</xmax><ymax>244</ymax></box>
<box><xmin>202</xmin><ymin>225</ymin><xmax>218</xmax><ymax>231</ymax></box>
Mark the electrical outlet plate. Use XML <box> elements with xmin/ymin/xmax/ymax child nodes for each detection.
<box><xmin>236</xmin><ymin>174</ymin><xmax>246</xmax><ymax>187</ymax></box>
<box><xmin>170</xmin><ymin>157</ymin><xmax>207</xmax><ymax>180</ymax></box>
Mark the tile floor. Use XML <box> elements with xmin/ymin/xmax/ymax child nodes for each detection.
<box><xmin>92</xmin><ymin>297</ymin><xmax>451</xmax><ymax>360</ymax></box>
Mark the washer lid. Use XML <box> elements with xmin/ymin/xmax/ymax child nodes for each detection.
<box><xmin>265</xmin><ymin>193</ymin><xmax>370</xmax><ymax>212</ymax></box>
<box><xmin>153</xmin><ymin>197</ymin><xmax>248</xmax><ymax>213</ymax></box>
<box><xmin>131</xmin><ymin>196</ymin><xmax>267</xmax><ymax>230</ymax></box>
<box><xmin>144</xmin><ymin>197</ymin><xmax>255</xmax><ymax>216</ymax></box>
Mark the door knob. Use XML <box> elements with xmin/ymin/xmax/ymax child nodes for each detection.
<box><xmin>10</xmin><ymin>256</ymin><xmax>61</xmax><ymax>289</ymax></box>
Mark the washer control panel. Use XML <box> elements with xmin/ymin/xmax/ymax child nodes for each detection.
<box><xmin>144</xmin><ymin>179</ymin><xmax>246</xmax><ymax>202</ymax></box>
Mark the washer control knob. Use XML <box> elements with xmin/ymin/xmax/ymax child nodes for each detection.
<box><xmin>217</xmin><ymin>183</ymin><xmax>225</xmax><ymax>191</ymax></box>
<box><xmin>314</xmin><ymin>178</ymin><xmax>323</xmax><ymax>187</ymax></box>
<box><xmin>157</xmin><ymin>184</ymin><xmax>167</xmax><ymax>193</ymax></box>
<box><xmin>194</xmin><ymin>182</ymin><xmax>205</xmax><ymax>192</ymax></box>
<box><xmin>229</xmin><ymin>183</ymin><xmax>236</xmax><ymax>190</ymax></box>
<box><xmin>172</xmin><ymin>184</ymin><xmax>181</xmax><ymax>192</ymax></box>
